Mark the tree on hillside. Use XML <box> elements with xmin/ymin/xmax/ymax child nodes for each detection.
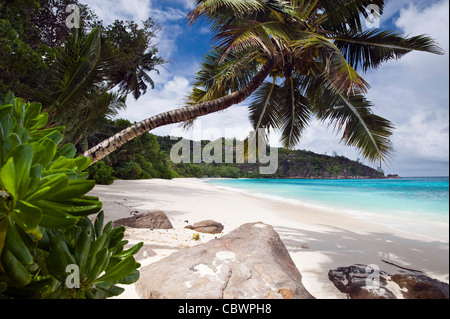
<box><xmin>83</xmin><ymin>0</ymin><xmax>443</xmax><ymax>166</ymax></box>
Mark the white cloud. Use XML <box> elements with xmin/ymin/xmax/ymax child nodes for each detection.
<box><xmin>81</xmin><ymin>0</ymin><xmax>152</xmax><ymax>25</ymax></box>
<box><xmin>362</xmin><ymin>0</ymin><xmax>449</xmax><ymax>176</ymax></box>
<box><xmin>151</xmin><ymin>7</ymin><xmax>187</xmax><ymax>23</ymax></box>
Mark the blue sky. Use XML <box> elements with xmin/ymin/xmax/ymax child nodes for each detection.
<box><xmin>80</xmin><ymin>0</ymin><xmax>449</xmax><ymax>177</ymax></box>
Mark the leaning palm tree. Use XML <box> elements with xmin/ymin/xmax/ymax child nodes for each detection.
<box><xmin>84</xmin><ymin>0</ymin><xmax>443</xmax><ymax>165</ymax></box>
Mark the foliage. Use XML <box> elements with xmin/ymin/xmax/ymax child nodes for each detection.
<box><xmin>87</xmin><ymin>161</ymin><xmax>115</xmax><ymax>185</ymax></box>
<box><xmin>0</xmin><ymin>0</ymin><xmax>99</xmax><ymax>102</ymax></box>
<box><xmin>87</xmin><ymin>119</ymin><xmax>177</xmax><ymax>182</ymax></box>
<box><xmin>44</xmin><ymin>212</ymin><xmax>142</xmax><ymax>299</ymax></box>
<box><xmin>157</xmin><ymin>136</ymin><xmax>385</xmax><ymax>179</ymax></box>
<box><xmin>0</xmin><ymin>1</ymin><xmax>165</xmax><ymax>150</ymax></box>
<box><xmin>0</xmin><ymin>94</ymin><xmax>141</xmax><ymax>298</ymax></box>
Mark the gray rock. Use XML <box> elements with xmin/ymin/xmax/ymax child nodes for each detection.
<box><xmin>328</xmin><ymin>264</ymin><xmax>396</xmax><ymax>299</ymax></box>
<box><xmin>136</xmin><ymin>222</ymin><xmax>314</xmax><ymax>299</ymax></box>
<box><xmin>391</xmin><ymin>272</ymin><xmax>449</xmax><ymax>299</ymax></box>
<box><xmin>329</xmin><ymin>264</ymin><xmax>449</xmax><ymax>299</ymax></box>
<box><xmin>113</xmin><ymin>211</ymin><xmax>173</xmax><ymax>229</ymax></box>
<box><xmin>185</xmin><ymin>220</ymin><xmax>224</xmax><ymax>234</ymax></box>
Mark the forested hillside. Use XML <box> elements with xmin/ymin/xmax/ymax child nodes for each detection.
<box><xmin>157</xmin><ymin>136</ymin><xmax>385</xmax><ymax>179</ymax></box>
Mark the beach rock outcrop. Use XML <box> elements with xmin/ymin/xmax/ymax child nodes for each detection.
<box><xmin>136</xmin><ymin>222</ymin><xmax>314</xmax><ymax>299</ymax></box>
<box><xmin>328</xmin><ymin>264</ymin><xmax>396</xmax><ymax>299</ymax></box>
<box><xmin>328</xmin><ymin>264</ymin><xmax>449</xmax><ymax>299</ymax></box>
<box><xmin>390</xmin><ymin>272</ymin><xmax>449</xmax><ymax>299</ymax></box>
<box><xmin>185</xmin><ymin>220</ymin><xmax>224</xmax><ymax>234</ymax></box>
<box><xmin>113</xmin><ymin>211</ymin><xmax>173</xmax><ymax>229</ymax></box>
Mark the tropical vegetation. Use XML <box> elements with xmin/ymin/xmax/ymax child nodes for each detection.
<box><xmin>0</xmin><ymin>0</ymin><xmax>165</xmax><ymax>152</ymax></box>
<box><xmin>84</xmin><ymin>0</ymin><xmax>443</xmax><ymax>167</ymax></box>
<box><xmin>0</xmin><ymin>94</ymin><xmax>142</xmax><ymax>298</ymax></box>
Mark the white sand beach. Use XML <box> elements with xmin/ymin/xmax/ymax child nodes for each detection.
<box><xmin>88</xmin><ymin>178</ymin><xmax>449</xmax><ymax>299</ymax></box>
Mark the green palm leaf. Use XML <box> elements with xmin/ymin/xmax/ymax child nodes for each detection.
<box><xmin>311</xmin><ymin>86</ymin><xmax>394</xmax><ymax>163</ymax></box>
<box><xmin>49</xmin><ymin>28</ymin><xmax>103</xmax><ymax>113</ymax></box>
<box><xmin>331</xmin><ymin>29</ymin><xmax>445</xmax><ymax>72</ymax></box>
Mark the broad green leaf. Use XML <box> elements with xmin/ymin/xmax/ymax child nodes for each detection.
<box><xmin>47</xmin><ymin>241</ymin><xmax>76</xmax><ymax>282</ymax></box>
<box><xmin>0</xmin><ymin>158</ymin><xmax>17</xmax><ymax>200</ymax></box>
<box><xmin>31</xmin><ymin>139</ymin><xmax>57</xmax><ymax>168</ymax></box>
<box><xmin>0</xmin><ymin>248</ymin><xmax>32</xmax><ymax>287</ymax></box>
<box><xmin>23</xmin><ymin>103</ymin><xmax>42</xmax><ymax>129</ymax></box>
<box><xmin>13</xmin><ymin>98</ymin><xmax>26</xmax><ymax>125</ymax></box>
<box><xmin>96</xmin><ymin>255</ymin><xmax>138</xmax><ymax>283</ymax></box>
<box><xmin>113</xmin><ymin>242</ymin><xmax>143</xmax><ymax>258</ymax></box>
<box><xmin>0</xmin><ymin>115</ymin><xmax>13</xmax><ymax>143</ymax></box>
<box><xmin>88</xmin><ymin>248</ymin><xmax>109</xmax><ymax>283</ymax></box>
<box><xmin>91</xmin><ymin>283</ymin><xmax>124</xmax><ymax>298</ymax></box>
<box><xmin>13</xmin><ymin>201</ymin><xmax>42</xmax><ymax>239</ymax></box>
<box><xmin>73</xmin><ymin>156</ymin><xmax>91</xmax><ymax>172</ymax></box>
<box><xmin>29</xmin><ymin>127</ymin><xmax>65</xmax><ymax>142</ymax></box>
<box><xmin>32</xmin><ymin>173</ymin><xmax>69</xmax><ymax>201</ymax></box>
<box><xmin>75</xmin><ymin>218</ymin><xmax>94</xmax><ymax>276</ymax></box>
<box><xmin>54</xmin><ymin>144</ymin><xmax>77</xmax><ymax>159</ymax></box>
<box><xmin>2</xmin><ymin>133</ymin><xmax>21</xmax><ymax>159</ymax></box>
<box><xmin>94</xmin><ymin>211</ymin><xmax>104</xmax><ymax>238</ymax></box>
<box><xmin>41</xmin><ymin>169</ymin><xmax>78</xmax><ymax>179</ymax></box>
<box><xmin>37</xmin><ymin>198</ymin><xmax>102</xmax><ymax>217</ymax></box>
<box><xmin>46</xmin><ymin>179</ymin><xmax>96</xmax><ymax>201</ymax></box>
<box><xmin>0</xmin><ymin>105</ymin><xmax>12</xmax><ymax>119</ymax></box>
<box><xmin>40</xmin><ymin>207</ymin><xmax>79</xmax><ymax>229</ymax></box>
<box><xmin>26</xmin><ymin>164</ymin><xmax>43</xmax><ymax>196</ymax></box>
<box><xmin>9</xmin><ymin>145</ymin><xmax>33</xmax><ymax>200</ymax></box>
<box><xmin>41</xmin><ymin>131</ymin><xmax>63</xmax><ymax>146</ymax></box>
<box><xmin>48</xmin><ymin>156</ymin><xmax>77</xmax><ymax>170</ymax></box>
<box><xmin>118</xmin><ymin>269</ymin><xmax>140</xmax><ymax>285</ymax></box>
<box><xmin>31</xmin><ymin>113</ymin><xmax>49</xmax><ymax>131</ymax></box>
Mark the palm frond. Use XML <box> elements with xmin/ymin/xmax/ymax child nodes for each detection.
<box><xmin>188</xmin><ymin>0</ymin><xmax>265</xmax><ymax>30</ymax></box>
<box><xmin>318</xmin><ymin>0</ymin><xmax>387</xmax><ymax>32</ymax></box>
<box><xmin>188</xmin><ymin>47</ymin><xmax>260</xmax><ymax>104</ymax></box>
<box><xmin>310</xmin><ymin>85</ymin><xmax>394</xmax><ymax>163</ymax></box>
<box><xmin>330</xmin><ymin>29</ymin><xmax>445</xmax><ymax>72</ymax></box>
<box><xmin>280</xmin><ymin>75</ymin><xmax>312</xmax><ymax>148</ymax></box>
<box><xmin>50</xmin><ymin>28</ymin><xmax>103</xmax><ymax>112</ymax></box>
<box><xmin>292</xmin><ymin>34</ymin><xmax>370</xmax><ymax>95</ymax></box>
<box><xmin>249</xmin><ymin>77</ymin><xmax>283</xmax><ymax>130</ymax></box>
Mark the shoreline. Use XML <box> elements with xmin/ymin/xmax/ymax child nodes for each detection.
<box><xmin>88</xmin><ymin>178</ymin><xmax>449</xmax><ymax>299</ymax></box>
<box><xmin>202</xmin><ymin>177</ymin><xmax>449</xmax><ymax>243</ymax></box>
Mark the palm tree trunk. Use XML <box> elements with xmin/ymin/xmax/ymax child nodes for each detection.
<box><xmin>84</xmin><ymin>57</ymin><xmax>280</xmax><ymax>164</ymax></box>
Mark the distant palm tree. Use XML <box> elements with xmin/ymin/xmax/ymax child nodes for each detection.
<box><xmin>84</xmin><ymin>0</ymin><xmax>443</xmax><ymax>165</ymax></box>
<box><xmin>43</xmin><ymin>26</ymin><xmax>162</xmax><ymax>146</ymax></box>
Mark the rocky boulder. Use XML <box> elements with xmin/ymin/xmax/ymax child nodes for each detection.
<box><xmin>136</xmin><ymin>222</ymin><xmax>314</xmax><ymax>299</ymax></box>
<box><xmin>113</xmin><ymin>211</ymin><xmax>173</xmax><ymax>229</ymax></box>
<box><xmin>185</xmin><ymin>220</ymin><xmax>224</xmax><ymax>234</ymax></box>
<box><xmin>328</xmin><ymin>264</ymin><xmax>396</xmax><ymax>299</ymax></box>
<box><xmin>329</xmin><ymin>264</ymin><xmax>449</xmax><ymax>299</ymax></box>
<box><xmin>391</xmin><ymin>272</ymin><xmax>449</xmax><ymax>299</ymax></box>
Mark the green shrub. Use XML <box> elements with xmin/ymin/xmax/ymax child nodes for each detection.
<box><xmin>0</xmin><ymin>93</ymin><xmax>142</xmax><ymax>298</ymax></box>
<box><xmin>87</xmin><ymin>160</ymin><xmax>115</xmax><ymax>185</ymax></box>
<box><xmin>114</xmin><ymin>161</ymin><xmax>148</xmax><ymax>180</ymax></box>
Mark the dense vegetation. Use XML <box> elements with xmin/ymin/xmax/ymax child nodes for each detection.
<box><xmin>0</xmin><ymin>0</ymin><xmax>164</xmax><ymax>151</ymax></box>
<box><xmin>0</xmin><ymin>95</ymin><xmax>142</xmax><ymax>298</ymax></box>
<box><xmin>158</xmin><ymin>136</ymin><xmax>385</xmax><ymax>179</ymax></box>
<box><xmin>87</xmin><ymin>130</ymin><xmax>384</xmax><ymax>183</ymax></box>
<box><xmin>86</xmin><ymin>119</ymin><xmax>178</xmax><ymax>185</ymax></box>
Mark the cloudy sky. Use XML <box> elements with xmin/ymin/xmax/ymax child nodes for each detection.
<box><xmin>81</xmin><ymin>0</ymin><xmax>449</xmax><ymax>177</ymax></box>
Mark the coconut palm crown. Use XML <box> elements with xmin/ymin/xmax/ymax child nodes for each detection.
<box><xmin>84</xmin><ymin>0</ymin><xmax>443</xmax><ymax>165</ymax></box>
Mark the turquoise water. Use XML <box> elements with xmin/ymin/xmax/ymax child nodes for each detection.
<box><xmin>204</xmin><ymin>177</ymin><xmax>449</xmax><ymax>241</ymax></box>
